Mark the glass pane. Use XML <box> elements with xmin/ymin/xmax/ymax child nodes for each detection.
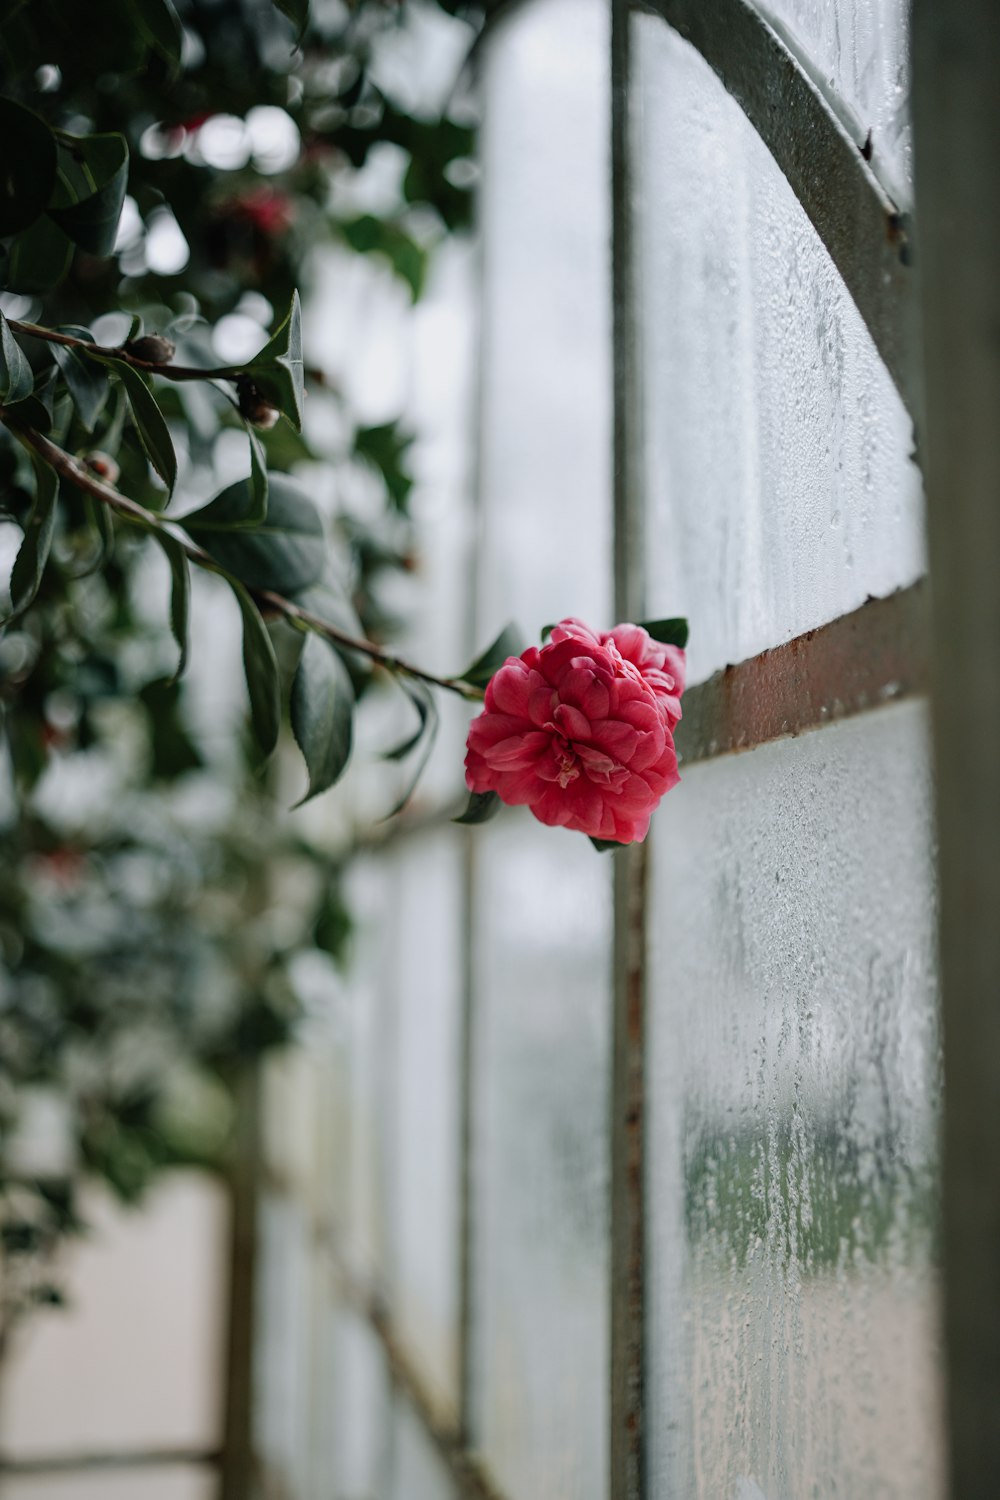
<box><xmin>471</xmin><ymin>816</ymin><xmax>611</xmax><ymax>1500</ymax></box>
<box><xmin>647</xmin><ymin>702</ymin><xmax>944</xmax><ymax>1499</ymax></box>
<box><xmin>328</xmin><ymin>1301</ymin><xmax>393</xmax><ymax>1500</ymax></box>
<box><xmin>0</xmin><ymin>1174</ymin><xmax>226</xmax><ymax>1459</ymax></box>
<box><xmin>389</xmin><ymin>1400</ymin><xmax>459</xmax><ymax>1500</ymax></box>
<box><xmin>477</xmin><ymin>0</ymin><xmax>612</xmax><ymax>640</ymax></box>
<box><xmin>343</xmin><ymin>856</ymin><xmax>394</xmax><ymax>1279</ymax></box>
<box><xmin>471</xmin><ymin>0</ymin><xmax>613</xmax><ymax>1494</ymax></box>
<box><xmin>758</xmin><ymin>0</ymin><xmax>912</xmax><ymax>199</ymax></box>
<box><xmin>386</xmin><ymin>830</ymin><xmax>465</xmax><ymax>1416</ymax></box>
<box><xmin>633</xmin><ymin>17</ymin><xmax>924</xmax><ymax>686</ymax></box>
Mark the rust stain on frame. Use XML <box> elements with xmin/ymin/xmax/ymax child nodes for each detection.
<box><xmin>676</xmin><ymin>581</ymin><xmax>929</xmax><ymax>765</ymax></box>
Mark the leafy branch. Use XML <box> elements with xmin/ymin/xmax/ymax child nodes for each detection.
<box><xmin>8</xmin><ymin>318</ymin><xmax>243</xmax><ymax>385</ymax></box>
<box><xmin>3</xmin><ymin>418</ymin><xmax>486</xmax><ymax>707</ymax></box>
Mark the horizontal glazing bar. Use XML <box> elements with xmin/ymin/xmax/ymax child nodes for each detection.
<box><xmin>635</xmin><ymin>0</ymin><xmax>918</xmax><ymax>416</ymax></box>
<box><xmin>0</xmin><ymin>1449</ymin><xmax>221</xmax><ymax>1474</ymax></box>
<box><xmin>676</xmin><ymin>581</ymin><xmax>929</xmax><ymax>764</ymax></box>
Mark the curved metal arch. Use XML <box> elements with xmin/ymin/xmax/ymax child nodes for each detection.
<box><xmin>635</xmin><ymin>0</ymin><xmax>919</xmax><ymax>418</ymax></box>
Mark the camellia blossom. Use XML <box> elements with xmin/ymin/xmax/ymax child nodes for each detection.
<box><xmin>464</xmin><ymin>619</ymin><xmax>685</xmax><ymax>845</ymax></box>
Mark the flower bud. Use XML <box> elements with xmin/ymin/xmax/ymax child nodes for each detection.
<box><xmin>125</xmin><ymin>333</ymin><xmax>176</xmax><ymax>365</ymax></box>
<box><xmin>82</xmin><ymin>451</ymin><xmax>120</xmax><ymax>485</ymax></box>
<box><xmin>236</xmin><ymin>374</ymin><xmax>280</xmax><ymax>430</ymax></box>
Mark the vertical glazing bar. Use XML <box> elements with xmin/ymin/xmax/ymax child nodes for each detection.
<box><xmin>220</xmin><ymin>1064</ymin><xmax>261</xmax><ymax>1500</ymax></box>
<box><xmin>912</xmin><ymin>2</ymin><xmax>1000</xmax><ymax>1493</ymax></box>
<box><xmin>457</xmin><ymin>834</ymin><xmax>476</xmax><ymax>1448</ymax></box>
<box><xmin>611</xmin><ymin>6</ymin><xmax>647</xmax><ymax>1498</ymax></box>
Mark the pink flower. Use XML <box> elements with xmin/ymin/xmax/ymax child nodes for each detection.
<box><xmin>549</xmin><ymin>617</ymin><xmax>685</xmax><ymax>729</ymax></box>
<box><xmin>464</xmin><ymin>624</ymin><xmax>682</xmax><ymax>845</ymax></box>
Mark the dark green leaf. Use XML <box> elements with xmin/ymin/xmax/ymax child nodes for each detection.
<box><xmin>590</xmin><ymin>837</ymin><xmax>621</xmax><ymax>853</ymax></box>
<box><xmin>90</xmin><ymin>355</ymin><xmax>176</xmax><ymax>493</ymax></box>
<box><xmin>0</xmin><ymin>99</ymin><xmax>57</xmax><ymax>236</ymax></box>
<box><xmin>341</xmin><ymin>216</ymin><xmax>426</xmax><ymax>300</ymax></box>
<box><xmin>77</xmin><ymin>494</ymin><xmax>115</xmax><ymax>576</ymax></box>
<box><xmin>181</xmin><ymin>474</ymin><xmax>323</xmax><ymax>594</ymax></box>
<box><xmin>130</xmin><ymin>0</ymin><xmax>184</xmax><ymax>72</ymax></box>
<box><xmin>139</xmin><ymin>678</ymin><xmax>203</xmax><ymax>778</ymax></box>
<box><xmin>228</xmin><ymin>578</ymin><xmax>280</xmax><ymax>756</ymax></box>
<box><xmin>150</xmin><ymin>529</ymin><xmax>190</xmax><ymax>681</ymax></box>
<box><xmin>270</xmin><ymin>0</ymin><xmax>309</xmax><ymax>41</ymax></box>
<box><xmin>0</xmin><ymin>313</ymin><xmax>33</xmax><ymax>404</ymax></box>
<box><xmin>540</xmin><ymin>622</ymin><xmax>556</xmax><ymax>640</ymax></box>
<box><xmin>14</xmin><ymin>368</ymin><xmax>59</xmax><ymax>433</ymax></box>
<box><xmin>459</xmin><ymin>622</ymin><xmax>525</xmax><ymax>689</ymax></box>
<box><xmin>290</xmin><ymin>633</ymin><xmax>354</xmax><ymax>805</ymax></box>
<box><xmin>354</xmin><ymin>422</ymin><xmax>414</xmax><ymax>512</ymax></box>
<box><xmin>5</xmin><ymin>215</ymin><xmax>73</xmax><ymax>294</ymax></box>
<box><xmin>383</xmin><ymin>675</ymin><xmax>433</xmax><ymax>762</ymax></box>
<box><xmin>384</xmin><ymin>678</ymin><xmax>438</xmax><ymax>818</ymax></box>
<box><xmin>4</xmin><ymin>451</ymin><xmax>58</xmax><ymax>624</ymax></box>
<box><xmin>48</xmin><ymin>133</ymin><xmax>129</xmax><ymax>257</ymax></box>
<box><xmin>453</xmin><ymin>789</ymin><xmax>501</xmax><ymax>826</ymax></box>
<box><xmin>244</xmin><ymin>291</ymin><xmax>303</xmax><ymax>431</ymax></box>
<box><xmin>637</xmin><ymin>616</ymin><xmax>689</xmax><ymax>649</ymax></box>
<box><xmin>293</xmin><ymin>579</ymin><xmax>363</xmax><ymax>641</ymax></box>
<box><xmin>52</xmin><ymin>328</ymin><xmax>110</xmax><ymax>431</ymax></box>
<box><xmin>246</xmin><ymin>422</ymin><xmax>268</xmax><ymax>526</ymax></box>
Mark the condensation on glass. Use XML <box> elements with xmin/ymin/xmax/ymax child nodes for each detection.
<box><xmin>385</xmin><ymin>830</ymin><xmax>465</xmax><ymax>1418</ymax></box>
<box><xmin>632</xmin><ymin>17</ymin><xmax>924</xmax><ymax>687</ymax></box>
<box><xmin>647</xmin><ymin>702</ymin><xmax>944</xmax><ymax>1499</ymax></box>
<box><xmin>757</xmin><ymin>0</ymin><xmax>912</xmax><ymax>201</ymax></box>
<box><xmin>471</xmin><ymin>0</ymin><xmax>614</xmax><ymax>1495</ymax></box>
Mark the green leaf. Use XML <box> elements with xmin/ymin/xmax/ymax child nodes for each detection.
<box><xmin>383</xmin><ymin>675</ymin><xmax>433</xmax><ymax>762</ymax></box>
<box><xmin>0</xmin><ymin>314</ymin><xmax>33</xmax><ymax>405</ymax></box>
<box><xmin>181</xmin><ymin>473</ymin><xmax>323</xmax><ymax>594</ymax></box>
<box><xmin>130</xmin><ymin>0</ymin><xmax>184</xmax><ymax>72</ymax></box>
<box><xmin>228</xmin><ymin>578</ymin><xmax>280</xmax><ymax>757</ymax></box>
<box><xmin>14</xmin><ymin>368</ymin><xmax>59</xmax><ymax>433</ymax></box>
<box><xmin>0</xmin><ymin>99</ymin><xmax>57</xmax><ymax>237</ymax></box>
<box><xmin>270</xmin><ymin>0</ymin><xmax>309</xmax><ymax>41</ymax></box>
<box><xmin>5</xmin><ymin>215</ymin><xmax>74</xmax><ymax>294</ymax></box>
<box><xmin>150</xmin><ymin>529</ymin><xmax>190</xmax><ymax>681</ymax></box>
<box><xmin>246</xmin><ymin>422</ymin><xmax>268</xmax><ymax>526</ymax></box>
<box><xmin>384</xmin><ymin>678</ymin><xmax>439</xmax><ymax>818</ymax></box>
<box><xmin>354</xmin><ymin>422</ymin><xmax>414</xmax><ymax>513</ymax></box>
<box><xmin>341</xmin><ymin>216</ymin><xmax>426</xmax><ymax>299</ymax></box>
<box><xmin>244</xmin><ymin>291</ymin><xmax>304</xmax><ymax>432</ymax></box>
<box><xmin>290</xmin><ymin>633</ymin><xmax>354</xmax><ymax>805</ymax></box>
<box><xmin>76</xmin><ymin>494</ymin><xmax>115</xmax><ymax>577</ymax></box>
<box><xmin>637</xmin><ymin>616</ymin><xmax>689</xmax><ymax>649</ymax></box>
<box><xmin>4</xmin><ymin>451</ymin><xmax>58</xmax><ymax>624</ymax></box>
<box><xmin>590</xmin><ymin>837</ymin><xmax>621</xmax><ymax>853</ymax></box>
<box><xmin>48</xmin><ymin>133</ymin><xmax>129</xmax><ymax>257</ymax></box>
<box><xmin>453</xmin><ymin>789</ymin><xmax>501</xmax><ymax>826</ymax></box>
<box><xmin>52</xmin><ymin>328</ymin><xmax>110</xmax><ymax>432</ymax></box>
<box><xmin>459</xmin><ymin>622</ymin><xmax>525</xmax><ymax>689</ymax></box>
<box><xmin>90</xmin><ymin>356</ymin><xmax>176</xmax><ymax>493</ymax></box>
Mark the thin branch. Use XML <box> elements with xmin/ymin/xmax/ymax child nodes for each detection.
<box><xmin>7</xmin><ymin>422</ymin><xmax>484</xmax><ymax>704</ymax></box>
<box><xmin>8</xmin><ymin>320</ymin><xmax>243</xmax><ymax>384</ymax></box>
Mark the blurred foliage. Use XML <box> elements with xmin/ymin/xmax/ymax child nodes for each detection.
<box><xmin>0</xmin><ymin>0</ymin><xmax>481</xmax><ymax>1343</ymax></box>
